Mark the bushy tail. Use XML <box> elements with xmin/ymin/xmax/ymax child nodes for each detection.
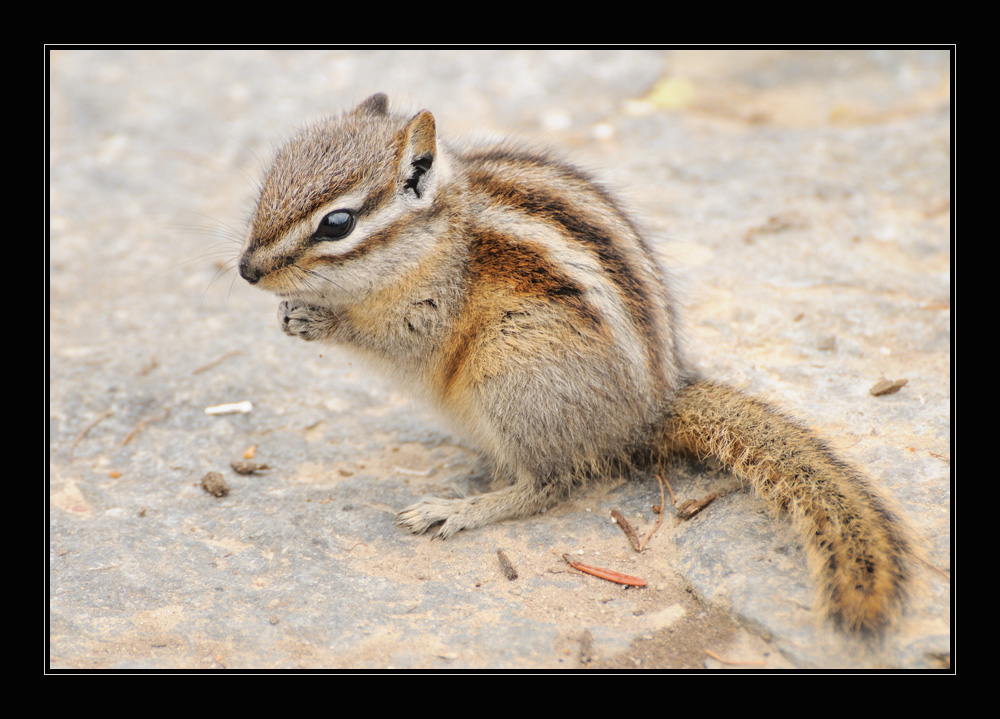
<box><xmin>660</xmin><ymin>378</ymin><xmax>912</xmax><ymax>633</ymax></box>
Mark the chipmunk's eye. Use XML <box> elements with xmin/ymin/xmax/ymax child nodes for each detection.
<box><xmin>314</xmin><ymin>210</ymin><xmax>356</xmax><ymax>241</ymax></box>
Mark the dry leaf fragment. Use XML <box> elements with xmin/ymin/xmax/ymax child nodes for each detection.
<box><xmin>705</xmin><ymin>649</ymin><xmax>766</xmax><ymax>666</ymax></box>
<box><xmin>200</xmin><ymin>472</ymin><xmax>229</xmax><ymax>498</ymax></box>
<box><xmin>562</xmin><ymin>554</ymin><xmax>647</xmax><ymax>587</ymax></box>
<box><xmin>496</xmin><ymin>549</ymin><xmax>518</xmax><ymax>580</ymax></box>
<box><xmin>611</xmin><ymin>510</ymin><xmax>642</xmax><ymax>552</ymax></box>
<box><xmin>230</xmin><ymin>459</ymin><xmax>270</xmax><ymax>475</ymax></box>
<box><xmin>869</xmin><ymin>378</ymin><xmax>908</xmax><ymax>396</ymax></box>
<box><xmin>676</xmin><ymin>492</ymin><xmax>718</xmax><ymax>520</ymax></box>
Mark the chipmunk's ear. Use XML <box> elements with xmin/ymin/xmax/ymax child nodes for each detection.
<box><xmin>400</xmin><ymin>109</ymin><xmax>437</xmax><ymax>199</ymax></box>
<box><xmin>354</xmin><ymin>92</ymin><xmax>389</xmax><ymax>116</ymax></box>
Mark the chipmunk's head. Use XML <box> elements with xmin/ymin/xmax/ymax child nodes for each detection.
<box><xmin>238</xmin><ymin>93</ymin><xmax>445</xmax><ymax>302</ymax></box>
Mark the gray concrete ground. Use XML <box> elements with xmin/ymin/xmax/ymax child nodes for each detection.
<box><xmin>49</xmin><ymin>49</ymin><xmax>951</xmax><ymax>669</ymax></box>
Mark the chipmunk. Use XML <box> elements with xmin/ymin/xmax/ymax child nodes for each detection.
<box><xmin>237</xmin><ymin>93</ymin><xmax>913</xmax><ymax>634</ymax></box>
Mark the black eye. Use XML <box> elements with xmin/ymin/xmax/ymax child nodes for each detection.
<box><xmin>314</xmin><ymin>210</ymin><xmax>356</xmax><ymax>241</ymax></box>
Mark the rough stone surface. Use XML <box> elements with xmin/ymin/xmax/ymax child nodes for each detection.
<box><xmin>49</xmin><ymin>49</ymin><xmax>951</xmax><ymax>669</ymax></box>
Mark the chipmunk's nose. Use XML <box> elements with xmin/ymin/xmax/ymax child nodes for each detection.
<box><xmin>238</xmin><ymin>251</ymin><xmax>262</xmax><ymax>284</ymax></box>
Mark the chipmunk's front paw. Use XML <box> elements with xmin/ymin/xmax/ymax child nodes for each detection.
<box><xmin>277</xmin><ymin>300</ymin><xmax>336</xmax><ymax>342</ymax></box>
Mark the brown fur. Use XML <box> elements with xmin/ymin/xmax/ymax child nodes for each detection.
<box><xmin>239</xmin><ymin>93</ymin><xmax>913</xmax><ymax>634</ymax></box>
<box><xmin>660</xmin><ymin>379</ymin><xmax>911</xmax><ymax>633</ymax></box>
